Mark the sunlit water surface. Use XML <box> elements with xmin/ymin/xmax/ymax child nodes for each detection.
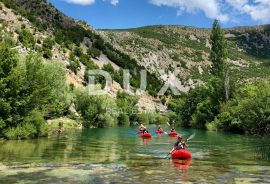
<box><xmin>0</xmin><ymin>126</ymin><xmax>269</xmax><ymax>183</ymax></box>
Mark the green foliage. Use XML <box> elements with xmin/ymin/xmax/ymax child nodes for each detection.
<box><xmin>118</xmin><ymin>114</ymin><xmax>130</xmax><ymax>126</ymax></box>
<box><xmin>68</xmin><ymin>60</ymin><xmax>80</xmax><ymax>74</ymax></box>
<box><xmin>18</xmin><ymin>29</ymin><xmax>35</xmax><ymax>49</ymax></box>
<box><xmin>42</xmin><ymin>37</ymin><xmax>55</xmax><ymax>59</ymax></box>
<box><xmin>116</xmin><ymin>92</ymin><xmax>139</xmax><ymax>124</ymax></box>
<box><xmin>210</xmin><ymin>20</ymin><xmax>227</xmax><ymax>77</ymax></box>
<box><xmin>43</xmin><ymin>37</ymin><xmax>55</xmax><ymax>50</ymax></box>
<box><xmin>167</xmin><ymin>98</ymin><xmax>185</xmax><ymax>125</ymax></box>
<box><xmin>137</xmin><ymin>112</ymin><xmax>168</xmax><ymax>125</ymax></box>
<box><xmin>207</xmin><ymin>81</ymin><xmax>270</xmax><ymax>135</ymax></box>
<box><xmin>138</xmin><ymin>113</ymin><xmax>149</xmax><ymax>125</ymax></box>
<box><xmin>182</xmin><ymin>77</ymin><xmax>225</xmax><ymax>129</ymax></box>
<box><xmin>0</xmin><ymin>43</ymin><xmax>68</xmax><ymax>139</ymax></box>
<box><xmin>87</xmin><ymin>47</ymin><xmax>101</xmax><ymax>58</ymax></box>
<box><xmin>75</xmin><ymin>89</ymin><xmax>119</xmax><ymax>128</ymax></box>
<box><xmin>102</xmin><ymin>64</ymin><xmax>124</xmax><ymax>86</ymax></box>
<box><xmin>5</xmin><ymin>110</ymin><xmax>48</xmax><ymax>140</ymax></box>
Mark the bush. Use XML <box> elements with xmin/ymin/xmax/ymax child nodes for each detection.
<box><xmin>75</xmin><ymin>89</ymin><xmax>119</xmax><ymax>128</ymax></box>
<box><xmin>207</xmin><ymin>81</ymin><xmax>270</xmax><ymax>135</ymax></box>
<box><xmin>68</xmin><ymin>60</ymin><xmax>80</xmax><ymax>74</ymax></box>
<box><xmin>116</xmin><ymin>92</ymin><xmax>139</xmax><ymax>122</ymax></box>
<box><xmin>18</xmin><ymin>29</ymin><xmax>35</xmax><ymax>49</ymax></box>
<box><xmin>118</xmin><ymin>114</ymin><xmax>130</xmax><ymax>126</ymax></box>
<box><xmin>0</xmin><ymin>43</ymin><xmax>68</xmax><ymax>139</ymax></box>
<box><xmin>138</xmin><ymin>113</ymin><xmax>149</xmax><ymax>125</ymax></box>
<box><xmin>5</xmin><ymin>123</ymin><xmax>37</xmax><ymax>140</ymax></box>
<box><xmin>87</xmin><ymin>47</ymin><xmax>101</xmax><ymax>58</ymax></box>
<box><xmin>42</xmin><ymin>37</ymin><xmax>55</xmax><ymax>59</ymax></box>
<box><xmin>42</xmin><ymin>48</ymin><xmax>53</xmax><ymax>59</ymax></box>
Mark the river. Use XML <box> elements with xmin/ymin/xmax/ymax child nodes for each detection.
<box><xmin>0</xmin><ymin>126</ymin><xmax>269</xmax><ymax>183</ymax></box>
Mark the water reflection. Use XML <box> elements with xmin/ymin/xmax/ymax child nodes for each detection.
<box><xmin>0</xmin><ymin>127</ymin><xmax>269</xmax><ymax>183</ymax></box>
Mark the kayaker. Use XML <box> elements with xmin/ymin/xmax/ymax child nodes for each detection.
<box><xmin>157</xmin><ymin>126</ymin><xmax>163</xmax><ymax>131</ymax></box>
<box><xmin>170</xmin><ymin>127</ymin><xmax>176</xmax><ymax>132</ymax></box>
<box><xmin>142</xmin><ymin>129</ymin><xmax>149</xmax><ymax>134</ymax></box>
<box><xmin>139</xmin><ymin>124</ymin><xmax>146</xmax><ymax>131</ymax></box>
<box><xmin>171</xmin><ymin>135</ymin><xmax>187</xmax><ymax>153</ymax></box>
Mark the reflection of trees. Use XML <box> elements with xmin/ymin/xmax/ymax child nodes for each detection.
<box><xmin>0</xmin><ymin>139</ymin><xmax>52</xmax><ymax>163</ymax></box>
<box><xmin>40</xmin><ymin>128</ymin><xmax>138</xmax><ymax>163</ymax></box>
<box><xmin>254</xmin><ymin>138</ymin><xmax>270</xmax><ymax>161</ymax></box>
<box><xmin>0</xmin><ymin>128</ymin><xmax>137</xmax><ymax>164</ymax></box>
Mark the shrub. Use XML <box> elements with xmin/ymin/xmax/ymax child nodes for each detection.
<box><xmin>87</xmin><ymin>47</ymin><xmax>101</xmax><ymax>58</ymax></box>
<box><xmin>75</xmin><ymin>89</ymin><xmax>119</xmax><ymax>128</ymax></box>
<box><xmin>0</xmin><ymin>44</ymin><xmax>68</xmax><ymax>139</ymax></box>
<box><xmin>68</xmin><ymin>60</ymin><xmax>80</xmax><ymax>74</ymax></box>
<box><xmin>18</xmin><ymin>29</ymin><xmax>35</xmax><ymax>48</ymax></box>
<box><xmin>118</xmin><ymin>114</ymin><xmax>130</xmax><ymax>126</ymax></box>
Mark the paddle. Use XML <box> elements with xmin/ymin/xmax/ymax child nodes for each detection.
<box><xmin>165</xmin><ymin>133</ymin><xmax>196</xmax><ymax>159</ymax></box>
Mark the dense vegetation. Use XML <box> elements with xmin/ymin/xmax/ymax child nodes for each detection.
<box><xmin>0</xmin><ymin>42</ymin><xmax>69</xmax><ymax>139</ymax></box>
<box><xmin>167</xmin><ymin>21</ymin><xmax>270</xmax><ymax>136</ymax></box>
<box><xmin>0</xmin><ymin>0</ymin><xmax>269</xmax><ymax>139</ymax></box>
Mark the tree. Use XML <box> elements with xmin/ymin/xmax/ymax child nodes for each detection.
<box><xmin>210</xmin><ymin>20</ymin><xmax>227</xmax><ymax>77</ymax></box>
<box><xmin>75</xmin><ymin>89</ymin><xmax>119</xmax><ymax>128</ymax></box>
<box><xmin>0</xmin><ymin>43</ymin><xmax>68</xmax><ymax>139</ymax></box>
<box><xmin>116</xmin><ymin>92</ymin><xmax>139</xmax><ymax>124</ymax></box>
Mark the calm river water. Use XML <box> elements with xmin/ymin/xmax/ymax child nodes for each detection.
<box><xmin>0</xmin><ymin>126</ymin><xmax>269</xmax><ymax>183</ymax></box>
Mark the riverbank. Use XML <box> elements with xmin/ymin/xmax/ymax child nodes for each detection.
<box><xmin>47</xmin><ymin>117</ymin><xmax>83</xmax><ymax>133</ymax></box>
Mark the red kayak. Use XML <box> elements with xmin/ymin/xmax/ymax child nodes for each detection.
<box><xmin>168</xmin><ymin>132</ymin><xmax>178</xmax><ymax>136</ymax></box>
<box><xmin>156</xmin><ymin>130</ymin><xmax>164</xmax><ymax>134</ymax></box>
<box><xmin>171</xmin><ymin>150</ymin><xmax>192</xmax><ymax>160</ymax></box>
<box><xmin>141</xmin><ymin>133</ymin><xmax>152</xmax><ymax>138</ymax></box>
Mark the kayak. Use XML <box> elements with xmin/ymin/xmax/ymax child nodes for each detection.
<box><xmin>156</xmin><ymin>130</ymin><xmax>164</xmax><ymax>134</ymax></box>
<box><xmin>168</xmin><ymin>132</ymin><xmax>178</xmax><ymax>136</ymax></box>
<box><xmin>141</xmin><ymin>133</ymin><xmax>152</xmax><ymax>138</ymax></box>
<box><xmin>171</xmin><ymin>149</ymin><xmax>192</xmax><ymax>160</ymax></box>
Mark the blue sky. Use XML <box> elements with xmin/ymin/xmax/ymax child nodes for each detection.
<box><xmin>48</xmin><ymin>0</ymin><xmax>270</xmax><ymax>29</ymax></box>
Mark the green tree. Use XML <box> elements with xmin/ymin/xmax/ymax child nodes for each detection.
<box><xmin>116</xmin><ymin>92</ymin><xmax>139</xmax><ymax>125</ymax></box>
<box><xmin>0</xmin><ymin>43</ymin><xmax>68</xmax><ymax>139</ymax></box>
<box><xmin>75</xmin><ymin>89</ymin><xmax>119</xmax><ymax>128</ymax></box>
<box><xmin>207</xmin><ymin>80</ymin><xmax>270</xmax><ymax>135</ymax></box>
<box><xmin>210</xmin><ymin>20</ymin><xmax>227</xmax><ymax>77</ymax></box>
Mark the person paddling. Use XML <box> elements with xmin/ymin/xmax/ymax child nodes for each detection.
<box><xmin>142</xmin><ymin>129</ymin><xmax>149</xmax><ymax>134</ymax></box>
<box><xmin>170</xmin><ymin>127</ymin><xmax>176</xmax><ymax>132</ymax></box>
<box><xmin>170</xmin><ymin>135</ymin><xmax>187</xmax><ymax>153</ymax></box>
<box><xmin>139</xmin><ymin>124</ymin><xmax>146</xmax><ymax>131</ymax></box>
<box><xmin>157</xmin><ymin>126</ymin><xmax>163</xmax><ymax>131</ymax></box>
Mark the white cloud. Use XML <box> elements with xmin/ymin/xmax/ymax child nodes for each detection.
<box><xmin>150</xmin><ymin>0</ymin><xmax>229</xmax><ymax>22</ymax></box>
<box><xmin>226</xmin><ymin>0</ymin><xmax>270</xmax><ymax>22</ymax></box>
<box><xmin>65</xmin><ymin>0</ymin><xmax>95</xmax><ymax>5</ymax></box>
<box><xmin>150</xmin><ymin>0</ymin><xmax>270</xmax><ymax>23</ymax></box>
<box><xmin>110</xmin><ymin>0</ymin><xmax>119</xmax><ymax>6</ymax></box>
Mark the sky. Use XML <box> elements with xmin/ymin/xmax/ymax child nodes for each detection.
<box><xmin>48</xmin><ymin>0</ymin><xmax>270</xmax><ymax>29</ymax></box>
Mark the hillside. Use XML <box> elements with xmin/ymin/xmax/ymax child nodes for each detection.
<box><xmin>100</xmin><ymin>25</ymin><xmax>270</xmax><ymax>89</ymax></box>
<box><xmin>0</xmin><ymin>0</ymin><xmax>269</xmax><ymax>139</ymax></box>
<box><xmin>0</xmin><ymin>0</ymin><xmax>166</xmax><ymax>112</ymax></box>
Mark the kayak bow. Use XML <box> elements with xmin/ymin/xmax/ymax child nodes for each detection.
<box><xmin>171</xmin><ymin>149</ymin><xmax>192</xmax><ymax>160</ymax></box>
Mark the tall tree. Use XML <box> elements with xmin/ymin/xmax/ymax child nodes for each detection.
<box><xmin>210</xmin><ymin>20</ymin><xmax>227</xmax><ymax>77</ymax></box>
